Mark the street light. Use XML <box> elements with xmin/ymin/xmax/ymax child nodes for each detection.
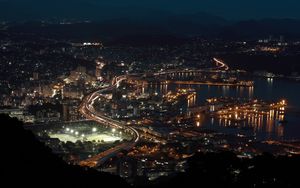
<box><xmin>92</xmin><ymin>127</ymin><xmax>97</xmax><ymax>132</ymax></box>
<box><xmin>112</xmin><ymin>128</ymin><xmax>116</xmax><ymax>133</ymax></box>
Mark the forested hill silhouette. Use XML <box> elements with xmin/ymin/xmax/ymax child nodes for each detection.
<box><xmin>1</xmin><ymin>114</ymin><xmax>300</xmax><ymax>188</ymax></box>
<box><xmin>149</xmin><ymin>152</ymin><xmax>300</xmax><ymax>188</ymax></box>
<box><xmin>0</xmin><ymin>114</ymin><xmax>130</xmax><ymax>188</ymax></box>
<box><xmin>139</xmin><ymin>151</ymin><xmax>300</xmax><ymax>187</ymax></box>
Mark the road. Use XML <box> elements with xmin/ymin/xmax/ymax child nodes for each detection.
<box><xmin>153</xmin><ymin>58</ymin><xmax>230</xmax><ymax>77</ymax></box>
<box><xmin>169</xmin><ymin>80</ymin><xmax>253</xmax><ymax>87</ymax></box>
<box><xmin>77</xmin><ymin>58</ymin><xmax>229</xmax><ymax>168</ymax></box>
<box><xmin>78</xmin><ymin>75</ymin><xmax>140</xmax><ymax>168</ymax></box>
<box><xmin>213</xmin><ymin>58</ymin><xmax>229</xmax><ymax>71</ymax></box>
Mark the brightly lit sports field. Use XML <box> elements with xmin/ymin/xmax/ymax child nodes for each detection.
<box><xmin>45</xmin><ymin>121</ymin><xmax>126</xmax><ymax>143</ymax></box>
<box><xmin>49</xmin><ymin>133</ymin><xmax>121</xmax><ymax>143</ymax></box>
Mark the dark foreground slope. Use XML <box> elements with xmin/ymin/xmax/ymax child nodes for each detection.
<box><xmin>0</xmin><ymin>114</ymin><xmax>130</xmax><ymax>188</ymax></box>
<box><xmin>146</xmin><ymin>152</ymin><xmax>300</xmax><ymax>188</ymax></box>
<box><xmin>1</xmin><ymin>114</ymin><xmax>300</xmax><ymax>188</ymax></box>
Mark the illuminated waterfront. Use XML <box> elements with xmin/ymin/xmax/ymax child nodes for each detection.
<box><xmin>147</xmin><ymin>77</ymin><xmax>300</xmax><ymax>140</ymax></box>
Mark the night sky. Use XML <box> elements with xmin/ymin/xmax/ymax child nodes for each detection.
<box><xmin>1</xmin><ymin>0</ymin><xmax>300</xmax><ymax>20</ymax></box>
<box><xmin>95</xmin><ymin>0</ymin><xmax>300</xmax><ymax>19</ymax></box>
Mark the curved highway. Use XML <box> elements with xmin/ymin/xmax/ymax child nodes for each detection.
<box><xmin>78</xmin><ymin>58</ymin><xmax>228</xmax><ymax>168</ymax></box>
<box><xmin>213</xmin><ymin>58</ymin><xmax>229</xmax><ymax>71</ymax></box>
<box><xmin>79</xmin><ymin>75</ymin><xmax>139</xmax><ymax>168</ymax></box>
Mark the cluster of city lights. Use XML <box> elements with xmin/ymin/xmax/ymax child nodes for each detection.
<box><xmin>65</xmin><ymin>127</ymin><xmax>85</xmax><ymax>137</ymax></box>
<box><xmin>65</xmin><ymin>127</ymin><xmax>119</xmax><ymax>137</ymax></box>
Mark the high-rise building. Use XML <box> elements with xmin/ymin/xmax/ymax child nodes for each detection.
<box><xmin>95</xmin><ymin>60</ymin><xmax>105</xmax><ymax>81</ymax></box>
<box><xmin>33</xmin><ymin>72</ymin><xmax>39</xmax><ymax>80</ymax></box>
<box><xmin>62</xmin><ymin>103</ymin><xmax>69</xmax><ymax>121</ymax></box>
<box><xmin>268</xmin><ymin>35</ymin><xmax>273</xmax><ymax>42</ymax></box>
<box><xmin>117</xmin><ymin>157</ymin><xmax>138</xmax><ymax>179</ymax></box>
<box><xmin>280</xmin><ymin>35</ymin><xmax>285</xmax><ymax>42</ymax></box>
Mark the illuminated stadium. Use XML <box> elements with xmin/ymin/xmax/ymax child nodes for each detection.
<box><xmin>32</xmin><ymin>121</ymin><xmax>133</xmax><ymax>144</ymax></box>
<box><xmin>49</xmin><ymin>126</ymin><xmax>122</xmax><ymax>143</ymax></box>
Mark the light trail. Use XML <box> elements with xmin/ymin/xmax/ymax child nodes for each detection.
<box><xmin>153</xmin><ymin>58</ymin><xmax>230</xmax><ymax>77</ymax></box>
<box><xmin>79</xmin><ymin>75</ymin><xmax>140</xmax><ymax>168</ymax></box>
<box><xmin>78</xmin><ymin>59</ymin><xmax>229</xmax><ymax>168</ymax></box>
<box><xmin>213</xmin><ymin>58</ymin><xmax>229</xmax><ymax>71</ymax></box>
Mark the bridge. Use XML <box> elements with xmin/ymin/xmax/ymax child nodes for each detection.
<box><xmin>168</xmin><ymin>80</ymin><xmax>253</xmax><ymax>87</ymax></box>
<box><xmin>153</xmin><ymin>58</ymin><xmax>229</xmax><ymax>78</ymax></box>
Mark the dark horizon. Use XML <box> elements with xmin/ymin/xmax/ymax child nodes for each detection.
<box><xmin>1</xmin><ymin>0</ymin><xmax>300</xmax><ymax>21</ymax></box>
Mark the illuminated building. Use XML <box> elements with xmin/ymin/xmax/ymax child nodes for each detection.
<box><xmin>96</xmin><ymin>60</ymin><xmax>105</xmax><ymax>81</ymax></box>
<box><xmin>32</xmin><ymin>72</ymin><xmax>39</xmax><ymax>80</ymax></box>
<box><xmin>117</xmin><ymin>157</ymin><xmax>138</xmax><ymax>179</ymax></box>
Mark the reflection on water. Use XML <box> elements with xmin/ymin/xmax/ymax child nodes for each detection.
<box><xmin>162</xmin><ymin>82</ymin><xmax>168</xmax><ymax>95</ymax></box>
<box><xmin>248</xmin><ymin>86</ymin><xmax>254</xmax><ymax>99</ymax></box>
<box><xmin>187</xmin><ymin>94</ymin><xmax>196</xmax><ymax>108</ymax></box>
<box><xmin>267</xmin><ymin>78</ymin><xmax>274</xmax><ymax>85</ymax></box>
<box><xmin>146</xmin><ymin>78</ymin><xmax>300</xmax><ymax>140</ymax></box>
<box><xmin>210</xmin><ymin>108</ymin><xmax>285</xmax><ymax>139</ymax></box>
